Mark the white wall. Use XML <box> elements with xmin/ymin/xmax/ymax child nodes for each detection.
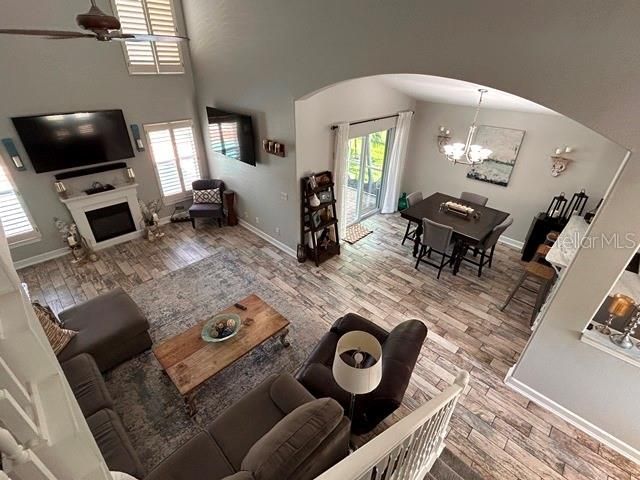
<box><xmin>1</xmin><ymin>0</ymin><xmax>202</xmax><ymax>263</ymax></box>
<box><xmin>182</xmin><ymin>0</ymin><xmax>640</xmax><ymax>458</ymax></box>
<box><xmin>403</xmin><ymin>101</ymin><xmax>625</xmax><ymax>242</ymax></box>
<box><xmin>295</xmin><ymin>77</ymin><xmax>415</xmax><ymax>180</ymax></box>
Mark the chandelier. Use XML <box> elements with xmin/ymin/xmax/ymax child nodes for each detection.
<box><xmin>443</xmin><ymin>89</ymin><xmax>492</xmax><ymax>165</ymax></box>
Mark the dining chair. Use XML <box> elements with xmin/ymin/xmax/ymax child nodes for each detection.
<box><xmin>460</xmin><ymin>191</ymin><xmax>488</xmax><ymax>206</ymax></box>
<box><xmin>463</xmin><ymin>217</ymin><xmax>513</xmax><ymax>277</ymax></box>
<box><xmin>401</xmin><ymin>191</ymin><xmax>424</xmax><ymax>245</ymax></box>
<box><xmin>414</xmin><ymin>218</ymin><xmax>454</xmax><ymax>279</ymax></box>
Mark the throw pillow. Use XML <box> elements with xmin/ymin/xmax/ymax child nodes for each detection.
<box><xmin>193</xmin><ymin>188</ymin><xmax>222</xmax><ymax>204</ymax></box>
<box><xmin>33</xmin><ymin>303</ymin><xmax>77</xmax><ymax>355</ymax></box>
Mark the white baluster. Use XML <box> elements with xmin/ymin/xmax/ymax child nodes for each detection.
<box><xmin>0</xmin><ymin>428</ymin><xmax>57</xmax><ymax>480</ymax></box>
<box><xmin>0</xmin><ymin>427</ymin><xmax>29</xmax><ymax>463</ymax></box>
<box><xmin>0</xmin><ymin>390</ymin><xmax>40</xmax><ymax>445</ymax></box>
<box><xmin>385</xmin><ymin>446</ymin><xmax>402</xmax><ymax>479</ymax></box>
<box><xmin>0</xmin><ymin>356</ymin><xmax>31</xmax><ymax>410</ymax></box>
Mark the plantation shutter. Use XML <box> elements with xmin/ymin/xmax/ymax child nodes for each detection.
<box><xmin>113</xmin><ymin>0</ymin><xmax>184</xmax><ymax>74</ymax></box>
<box><xmin>145</xmin><ymin>120</ymin><xmax>200</xmax><ymax>203</ymax></box>
<box><xmin>0</xmin><ymin>164</ymin><xmax>39</xmax><ymax>245</ymax></box>
<box><xmin>147</xmin><ymin>128</ymin><xmax>183</xmax><ymax>198</ymax></box>
<box><xmin>173</xmin><ymin>125</ymin><xmax>200</xmax><ymax>189</ymax></box>
<box><xmin>147</xmin><ymin>0</ymin><xmax>183</xmax><ymax>72</ymax></box>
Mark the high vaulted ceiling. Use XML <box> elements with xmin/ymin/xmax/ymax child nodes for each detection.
<box><xmin>379</xmin><ymin>74</ymin><xmax>558</xmax><ymax>115</ymax></box>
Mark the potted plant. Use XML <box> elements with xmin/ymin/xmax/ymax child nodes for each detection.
<box><xmin>139</xmin><ymin>199</ymin><xmax>165</xmax><ymax>241</ymax></box>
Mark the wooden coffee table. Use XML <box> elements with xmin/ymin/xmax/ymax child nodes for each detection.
<box><xmin>152</xmin><ymin>294</ymin><xmax>290</xmax><ymax>415</ymax></box>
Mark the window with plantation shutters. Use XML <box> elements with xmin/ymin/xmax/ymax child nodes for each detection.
<box><xmin>112</xmin><ymin>0</ymin><xmax>184</xmax><ymax>74</ymax></box>
<box><xmin>0</xmin><ymin>163</ymin><xmax>40</xmax><ymax>246</ymax></box>
<box><xmin>144</xmin><ymin>120</ymin><xmax>201</xmax><ymax>204</ymax></box>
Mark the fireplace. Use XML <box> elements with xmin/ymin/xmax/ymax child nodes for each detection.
<box><xmin>85</xmin><ymin>202</ymin><xmax>136</xmax><ymax>243</ymax></box>
<box><xmin>60</xmin><ymin>183</ymin><xmax>143</xmax><ymax>249</ymax></box>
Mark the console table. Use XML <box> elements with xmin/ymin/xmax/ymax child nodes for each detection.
<box><xmin>546</xmin><ymin>214</ymin><xmax>589</xmax><ymax>271</ymax></box>
<box><xmin>529</xmin><ymin>214</ymin><xmax>589</xmax><ymax>329</ymax></box>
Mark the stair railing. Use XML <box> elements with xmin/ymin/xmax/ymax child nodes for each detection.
<box><xmin>315</xmin><ymin>371</ymin><xmax>469</xmax><ymax>480</ymax></box>
<box><xmin>0</xmin><ymin>227</ymin><xmax>111</xmax><ymax>480</ymax></box>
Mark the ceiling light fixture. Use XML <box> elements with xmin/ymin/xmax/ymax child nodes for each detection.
<box><xmin>443</xmin><ymin>89</ymin><xmax>492</xmax><ymax>165</ymax></box>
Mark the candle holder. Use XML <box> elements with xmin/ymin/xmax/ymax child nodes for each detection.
<box><xmin>54</xmin><ymin>181</ymin><xmax>68</xmax><ymax>198</ymax></box>
<box><xmin>545</xmin><ymin>192</ymin><xmax>567</xmax><ymax>219</ymax></box>
<box><xmin>561</xmin><ymin>189</ymin><xmax>589</xmax><ymax>221</ymax></box>
<box><xmin>596</xmin><ymin>293</ymin><xmax>635</xmax><ymax>335</ymax></box>
<box><xmin>126</xmin><ymin>167</ymin><xmax>136</xmax><ymax>184</ymax></box>
<box><xmin>610</xmin><ymin>310</ymin><xmax>640</xmax><ymax>350</ymax></box>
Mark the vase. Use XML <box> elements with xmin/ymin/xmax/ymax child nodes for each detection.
<box><xmin>398</xmin><ymin>192</ymin><xmax>408</xmax><ymax>211</ymax></box>
<box><xmin>310</xmin><ymin>193</ymin><xmax>321</xmax><ymax>207</ymax></box>
<box><xmin>297</xmin><ymin>244</ymin><xmax>307</xmax><ymax>263</ymax></box>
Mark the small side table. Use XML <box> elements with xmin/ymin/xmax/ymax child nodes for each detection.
<box><xmin>224</xmin><ymin>190</ymin><xmax>238</xmax><ymax>226</ymax></box>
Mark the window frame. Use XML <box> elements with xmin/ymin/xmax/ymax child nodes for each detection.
<box><xmin>144</xmin><ymin>119</ymin><xmax>202</xmax><ymax>205</ymax></box>
<box><xmin>111</xmin><ymin>0</ymin><xmax>185</xmax><ymax>75</ymax></box>
<box><xmin>0</xmin><ymin>160</ymin><xmax>41</xmax><ymax>247</ymax></box>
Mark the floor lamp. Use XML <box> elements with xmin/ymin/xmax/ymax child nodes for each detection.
<box><xmin>332</xmin><ymin>330</ymin><xmax>383</xmax><ymax>422</ymax></box>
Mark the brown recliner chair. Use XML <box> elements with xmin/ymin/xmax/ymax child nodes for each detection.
<box><xmin>145</xmin><ymin>373</ymin><xmax>350</xmax><ymax>480</ymax></box>
<box><xmin>296</xmin><ymin>313</ymin><xmax>428</xmax><ymax>434</ymax></box>
<box><xmin>189</xmin><ymin>179</ymin><xmax>225</xmax><ymax>228</ymax></box>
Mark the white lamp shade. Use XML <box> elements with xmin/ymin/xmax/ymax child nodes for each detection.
<box><xmin>332</xmin><ymin>330</ymin><xmax>383</xmax><ymax>395</ymax></box>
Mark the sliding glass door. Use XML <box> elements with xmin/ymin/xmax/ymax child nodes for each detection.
<box><xmin>345</xmin><ymin>129</ymin><xmax>392</xmax><ymax>226</ymax></box>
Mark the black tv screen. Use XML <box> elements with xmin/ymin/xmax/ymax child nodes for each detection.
<box><xmin>12</xmin><ymin>109</ymin><xmax>134</xmax><ymax>173</ymax></box>
<box><xmin>206</xmin><ymin>107</ymin><xmax>256</xmax><ymax>166</ymax></box>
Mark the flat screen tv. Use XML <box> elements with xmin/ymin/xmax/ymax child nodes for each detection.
<box><xmin>206</xmin><ymin>107</ymin><xmax>256</xmax><ymax>166</ymax></box>
<box><xmin>12</xmin><ymin>109</ymin><xmax>134</xmax><ymax>173</ymax></box>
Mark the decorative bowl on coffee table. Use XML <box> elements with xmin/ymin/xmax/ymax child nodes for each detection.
<box><xmin>201</xmin><ymin>313</ymin><xmax>242</xmax><ymax>342</ymax></box>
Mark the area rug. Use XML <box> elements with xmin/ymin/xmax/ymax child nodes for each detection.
<box><xmin>345</xmin><ymin>223</ymin><xmax>373</xmax><ymax>244</ymax></box>
<box><xmin>103</xmin><ymin>248</ymin><xmax>327</xmax><ymax>472</ymax></box>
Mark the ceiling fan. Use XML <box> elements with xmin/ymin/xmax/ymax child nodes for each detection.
<box><xmin>0</xmin><ymin>0</ymin><xmax>188</xmax><ymax>43</ymax></box>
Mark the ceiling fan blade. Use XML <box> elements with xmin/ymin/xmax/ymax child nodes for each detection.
<box><xmin>47</xmin><ymin>34</ymin><xmax>98</xmax><ymax>40</ymax></box>
<box><xmin>0</xmin><ymin>29</ymin><xmax>94</xmax><ymax>38</ymax></box>
<box><xmin>109</xmin><ymin>32</ymin><xmax>189</xmax><ymax>43</ymax></box>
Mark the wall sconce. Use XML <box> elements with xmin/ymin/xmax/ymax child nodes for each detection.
<box><xmin>2</xmin><ymin>138</ymin><xmax>26</xmax><ymax>171</ymax></box>
<box><xmin>262</xmin><ymin>139</ymin><xmax>286</xmax><ymax>157</ymax></box>
<box><xmin>436</xmin><ymin>126</ymin><xmax>452</xmax><ymax>153</ymax></box>
<box><xmin>126</xmin><ymin>167</ymin><xmax>136</xmax><ymax>184</ymax></box>
<box><xmin>54</xmin><ymin>181</ymin><xmax>68</xmax><ymax>199</ymax></box>
<box><xmin>550</xmin><ymin>146</ymin><xmax>574</xmax><ymax>177</ymax></box>
<box><xmin>130</xmin><ymin>124</ymin><xmax>145</xmax><ymax>152</ymax></box>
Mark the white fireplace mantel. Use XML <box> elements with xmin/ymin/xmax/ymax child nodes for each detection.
<box><xmin>60</xmin><ymin>183</ymin><xmax>143</xmax><ymax>249</ymax></box>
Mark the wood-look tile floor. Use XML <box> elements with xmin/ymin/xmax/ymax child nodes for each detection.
<box><xmin>18</xmin><ymin>214</ymin><xmax>638</xmax><ymax>480</ymax></box>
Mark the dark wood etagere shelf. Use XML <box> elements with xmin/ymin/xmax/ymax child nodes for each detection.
<box><xmin>299</xmin><ymin>171</ymin><xmax>340</xmax><ymax>266</ymax></box>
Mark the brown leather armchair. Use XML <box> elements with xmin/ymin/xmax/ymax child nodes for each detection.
<box><xmin>189</xmin><ymin>179</ymin><xmax>225</xmax><ymax>228</ymax></box>
<box><xmin>296</xmin><ymin>313</ymin><xmax>427</xmax><ymax>434</ymax></box>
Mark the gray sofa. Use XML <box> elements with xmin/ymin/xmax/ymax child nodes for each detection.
<box><xmin>57</xmin><ymin>289</ymin><xmax>350</xmax><ymax>480</ymax></box>
<box><xmin>62</xmin><ymin>353</ymin><xmax>145</xmax><ymax>478</ymax></box>
<box><xmin>145</xmin><ymin>373</ymin><xmax>351</xmax><ymax>480</ymax></box>
<box><xmin>56</xmin><ymin>287</ymin><xmax>152</xmax><ymax>477</ymax></box>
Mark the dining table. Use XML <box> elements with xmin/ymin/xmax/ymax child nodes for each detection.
<box><xmin>400</xmin><ymin>192</ymin><xmax>510</xmax><ymax>275</ymax></box>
